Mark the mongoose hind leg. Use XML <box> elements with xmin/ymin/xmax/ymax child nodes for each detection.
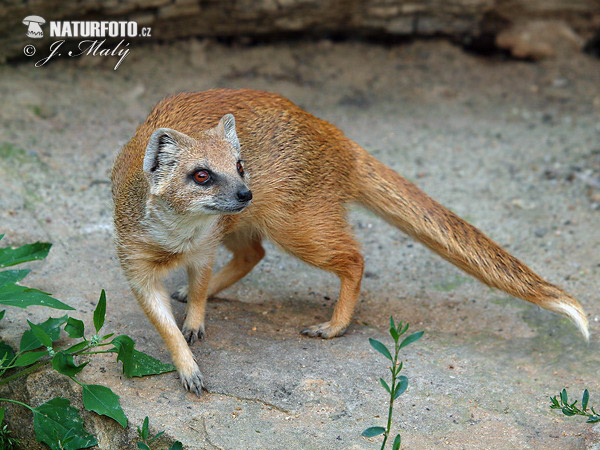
<box><xmin>206</xmin><ymin>232</ymin><xmax>265</xmax><ymax>298</ymax></box>
<box><xmin>270</xmin><ymin>212</ymin><xmax>364</xmax><ymax>338</ymax></box>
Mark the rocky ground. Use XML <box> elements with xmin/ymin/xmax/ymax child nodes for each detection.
<box><xmin>0</xmin><ymin>38</ymin><xmax>599</xmax><ymax>449</ymax></box>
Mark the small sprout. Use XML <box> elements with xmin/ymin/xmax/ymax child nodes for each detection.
<box><xmin>363</xmin><ymin>317</ymin><xmax>424</xmax><ymax>449</ymax></box>
<box><xmin>136</xmin><ymin>416</ymin><xmax>179</xmax><ymax>449</ymax></box>
<box><xmin>550</xmin><ymin>389</ymin><xmax>600</xmax><ymax>423</ymax></box>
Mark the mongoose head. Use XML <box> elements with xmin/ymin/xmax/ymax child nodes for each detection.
<box><xmin>143</xmin><ymin>114</ymin><xmax>251</xmax><ymax>215</ymax></box>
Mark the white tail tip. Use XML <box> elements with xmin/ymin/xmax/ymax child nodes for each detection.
<box><xmin>549</xmin><ymin>299</ymin><xmax>590</xmax><ymax>342</ymax></box>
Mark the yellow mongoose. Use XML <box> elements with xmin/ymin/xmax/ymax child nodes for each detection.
<box><xmin>112</xmin><ymin>88</ymin><xmax>589</xmax><ymax>394</ymax></box>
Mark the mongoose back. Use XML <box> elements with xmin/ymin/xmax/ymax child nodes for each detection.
<box><xmin>112</xmin><ymin>88</ymin><xmax>588</xmax><ymax>394</ymax></box>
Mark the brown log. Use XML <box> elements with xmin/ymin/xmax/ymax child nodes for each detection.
<box><xmin>1</xmin><ymin>0</ymin><xmax>599</xmax><ymax>61</ymax></box>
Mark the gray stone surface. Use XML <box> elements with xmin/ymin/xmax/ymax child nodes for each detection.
<box><xmin>0</xmin><ymin>39</ymin><xmax>599</xmax><ymax>448</ymax></box>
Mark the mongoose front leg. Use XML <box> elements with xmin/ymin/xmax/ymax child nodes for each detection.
<box><xmin>181</xmin><ymin>262</ymin><xmax>213</xmax><ymax>344</ymax></box>
<box><xmin>129</xmin><ymin>267</ymin><xmax>204</xmax><ymax>395</ymax></box>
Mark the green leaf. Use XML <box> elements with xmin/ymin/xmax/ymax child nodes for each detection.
<box><xmin>32</xmin><ymin>397</ymin><xmax>97</xmax><ymax>450</ymax></box>
<box><xmin>130</xmin><ymin>350</ymin><xmax>176</xmax><ymax>377</ymax></box>
<box><xmin>0</xmin><ymin>242</ymin><xmax>51</xmax><ymax>268</ymax></box>
<box><xmin>560</xmin><ymin>389</ymin><xmax>568</xmax><ymax>405</ymax></box>
<box><xmin>65</xmin><ymin>341</ymin><xmax>89</xmax><ymax>354</ymax></box>
<box><xmin>369</xmin><ymin>338</ymin><xmax>392</xmax><ymax>361</ymax></box>
<box><xmin>400</xmin><ymin>322</ymin><xmax>409</xmax><ymax>335</ymax></box>
<box><xmin>14</xmin><ymin>350</ymin><xmax>48</xmax><ymax>367</ymax></box>
<box><xmin>81</xmin><ymin>384</ymin><xmax>127</xmax><ymax>428</ymax></box>
<box><xmin>0</xmin><ymin>407</ymin><xmax>4</xmax><ymax>425</ymax></box>
<box><xmin>138</xmin><ymin>443</ymin><xmax>151</xmax><ymax>450</ymax></box>
<box><xmin>52</xmin><ymin>352</ymin><xmax>87</xmax><ymax>377</ymax></box>
<box><xmin>93</xmin><ymin>290</ymin><xmax>106</xmax><ymax>333</ymax></box>
<box><xmin>561</xmin><ymin>407</ymin><xmax>575</xmax><ymax>416</ymax></box>
<box><xmin>392</xmin><ymin>434</ymin><xmax>401</xmax><ymax>450</ymax></box>
<box><xmin>399</xmin><ymin>331</ymin><xmax>424</xmax><ymax>349</ymax></box>
<box><xmin>64</xmin><ymin>317</ymin><xmax>85</xmax><ymax>339</ymax></box>
<box><xmin>169</xmin><ymin>442</ymin><xmax>183</xmax><ymax>450</ymax></box>
<box><xmin>0</xmin><ymin>269</ymin><xmax>30</xmax><ymax>287</ymax></box>
<box><xmin>0</xmin><ymin>342</ymin><xmax>15</xmax><ymax>368</ymax></box>
<box><xmin>0</xmin><ymin>284</ymin><xmax>73</xmax><ymax>310</ymax></box>
<box><xmin>149</xmin><ymin>431</ymin><xmax>165</xmax><ymax>443</ymax></box>
<box><xmin>587</xmin><ymin>416</ymin><xmax>600</xmax><ymax>423</ymax></box>
<box><xmin>394</xmin><ymin>375</ymin><xmax>408</xmax><ymax>399</ymax></box>
<box><xmin>20</xmin><ymin>316</ymin><xmax>68</xmax><ymax>352</ymax></box>
<box><xmin>28</xmin><ymin>320</ymin><xmax>53</xmax><ymax>348</ymax></box>
<box><xmin>112</xmin><ymin>335</ymin><xmax>175</xmax><ymax>377</ymax></box>
<box><xmin>361</xmin><ymin>426</ymin><xmax>385</xmax><ymax>437</ymax></box>
<box><xmin>0</xmin><ymin>310</ymin><xmax>4</xmax><ymax>321</ymax></box>
<box><xmin>112</xmin><ymin>335</ymin><xmax>134</xmax><ymax>375</ymax></box>
<box><xmin>141</xmin><ymin>416</ymin><xmax>149</xmax><ymax>440</ymax></box>
<box><xmin>582</xmin><ymin>389</ymin><xmax>589</xmax><ymax>411</ymax></box>
<box><xmin>390</xmin><ymin>316</ymin><xmax>396</xmax><ymax>331</ymax></box>
<box><xmin>379</xmin><ymin>378</ymin><xmax>391</xmax><ymax>394</ymax></box>
<box><xmin>389</xmin><ymin>326</ymin><xmax>399</xmax><ymax>342</ymax></box>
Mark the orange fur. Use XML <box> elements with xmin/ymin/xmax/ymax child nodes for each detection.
<box><xmin>112</xmin><ymin>89</ymin><xmax>589</xmax><ymax>394</ymax></box>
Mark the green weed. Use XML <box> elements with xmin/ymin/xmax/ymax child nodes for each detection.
<box><xmin>362</xmin><ymin>316</ymin><xmax>424</xmax><ymax>449</ymax></box>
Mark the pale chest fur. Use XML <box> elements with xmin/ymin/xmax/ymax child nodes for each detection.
<box><xmin>142</xmin><ymin>198</ymin><xmax>220</xmax><ymax>255</ymax></box>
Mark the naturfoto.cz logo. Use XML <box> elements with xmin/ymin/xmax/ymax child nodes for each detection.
<box><xmin>22</xmin><ymin>17</ymin><xmax>152</xmax><ymax>70</ymax></box>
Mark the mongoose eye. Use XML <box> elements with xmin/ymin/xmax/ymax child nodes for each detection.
<box><xmin>193</xmin><ymin>170</ymin><xmax>210</xmax><ymax>185</ymax></box>
<box><xmin>236</xmin><ymin>161</ymin><xmax>245</xmax><ymax>177</ymax></box>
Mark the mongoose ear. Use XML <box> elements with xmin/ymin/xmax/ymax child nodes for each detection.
<box><xmin>143</xmin><ymin>128</ymin><xmax>190</xmax><ymax>174</ymax></box>
<box><xmin>215</xmin><ymin>114</ymin><xmax>240</xmax><ymax>151</ymax></box>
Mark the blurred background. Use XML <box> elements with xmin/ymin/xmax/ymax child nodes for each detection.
<box><xmin>0</xmin><ymin>1</ymin><xmax>599</xmax><ymax>448</ymax></box>
<box><xmin>1</xmin><ymin>0</ymin><xmax>600</xmax><ymax>61</ymax></box>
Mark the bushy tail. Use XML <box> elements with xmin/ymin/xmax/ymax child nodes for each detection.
<box><xmin>354</xmin><ymin>150</ymin><xmax>589</xmax><ymax>340</ymax></box>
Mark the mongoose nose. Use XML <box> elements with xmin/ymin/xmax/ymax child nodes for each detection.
<box><xmin>236</xmin><ymin>188</ymin><xmax>253</xmax><ymax>202</ymax></box>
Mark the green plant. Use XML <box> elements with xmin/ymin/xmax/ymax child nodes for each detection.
<box><xmin>0</xmin><ymin>235</ymin><xmax>177</xmax><ymax>448</ymax></box>
<box><xmin>362</xmin><ymin>317</ymin><xmax>424</xmax><ymax>450</ymax></box>
<box><xmin>0</xmin><ymin>234</ymin><xmax>72</xmax><ymax>311</ymax></box>
<box><xmin>137</xmin><ymin>416</ymin><xmax>182</xmax><ymax>450</ymax></box>
<box><xmin>550</xmin><ymin>389</ymin><xmax>600</xmax><ymax>423</ymax></box>
<box><xmin>0</xmin><ymin>407</ymin><xmax>20</xmax><ymax>449</ymax></box>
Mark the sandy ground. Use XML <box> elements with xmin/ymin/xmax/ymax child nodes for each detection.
<box><xmin>0</xmin><ymin>38</ymin><xmax>599</xmax><ymax>448</ymax></box>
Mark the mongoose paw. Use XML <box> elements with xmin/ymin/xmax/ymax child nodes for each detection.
<box><xmin>171</xmin><ymin>285</ymin><xmax>188</xmax><ymax>303</ymax></box>
<box><xmin>300</xmin><ymin>321</ymin><xmax>348</xmax><ymax>339</ymax></box>
<box><xmin>182</xmin><ymin>324</ymin><xmax>206</xmax><ymax>345</ymax></box>
<box><xmin>180</xmin><ymin>367</ymin><xmax>205</xmax><ymax>395</ymax></box>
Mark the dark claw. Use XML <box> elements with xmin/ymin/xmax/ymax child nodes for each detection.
<box><xmin>182</xmin><ymin>327</ymin><xmax>197</xmax><ymax>345</ymax></box>
<box><xmin>181</xmin><ymin>370</ymin><xmax>205</xmax><ymax>395</ymax></box>
<box><xmin>183</xmin><ymin>326</ymin><xmax>206</xmax><ymax>345</ymax></box>
<box><xmin>300</xmin><ymin>327</ymin><xmax>322</xmax><ymax>337</ymax></box>
<box><xmin>300</xmin><ymin>323</ymin><xmax>347</xmax><ymax>339</ymax></box>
